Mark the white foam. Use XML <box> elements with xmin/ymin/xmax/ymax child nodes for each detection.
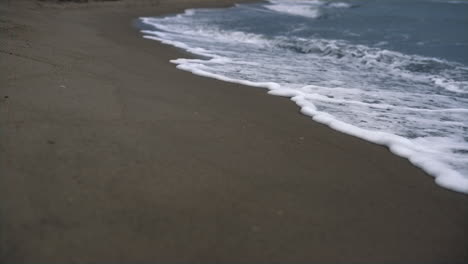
<box><xmin>142</xmin><ymin>20</ymin><xmax>268</xmax><ymax>47</ymax></box>
<box><xmin>266</xmin><ymin>0</ymin><xmax>322</xmax><ymax>18</ymax></box>
<box><xmin>296</xmin><ymin>103</ymin><xmax>468</xmax><ymax>193</ymax></box>
<box><xmin>328</xmin><ymin>2</ymin><xmax>352</xmax><ymax>8</ymax></box>
<box><xmin>167</xmin><ymin>56</ymin><xmax>468</xmax><ymax>194</ymax></box>
<box><xmin>432</xmin><ymin>77</ymin><xmax>468</xmax><ymax>94</ymax></box>
<box><xmin>138</xmin><ymin>6</ymin><xmax>468</xmax><ymax>194</ymax></box>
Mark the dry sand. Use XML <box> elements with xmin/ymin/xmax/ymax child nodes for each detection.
<box><xmin>0</xmin><ymin>0</ymin><xmax>467</xmax><ymax>263</ymax></box>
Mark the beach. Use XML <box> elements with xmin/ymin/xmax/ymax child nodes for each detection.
<box><xmin>1</xmin><ymin>0</ymin><xmax>467</xmax><ymax>263</ymax></box>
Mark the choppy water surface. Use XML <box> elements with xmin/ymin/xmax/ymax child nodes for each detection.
<box><xmin>140</xmin><ymin>0</ymin><xmax>468</xmax><ymax>193</ymax></box>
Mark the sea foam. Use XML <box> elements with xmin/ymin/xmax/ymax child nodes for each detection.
<box><xmin>139</xmin><ymin>0</ymin><xmax>468</xmax><ymax>194</ymax></box>
<box><xmin>265</xmin><ymin>0</ymin><xmax>322</xmax><ymax>18</ymax></box>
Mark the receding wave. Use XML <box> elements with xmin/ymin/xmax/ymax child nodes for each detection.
<box><xmin>139</xmin><ymin>0</ymin><xmax>468</xmax><ymax>194</ymax></box>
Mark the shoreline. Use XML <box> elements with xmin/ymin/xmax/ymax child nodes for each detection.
<box><xmin>139</xmin><ymin>13</ymin><xmax>468</xmax><ymax>195</ymax></box>
<box><xmin>1</xmin><ymin>0</ymin><xmax>467</xmax><ymax>263</ymax></box>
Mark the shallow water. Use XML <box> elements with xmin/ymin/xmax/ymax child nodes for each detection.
<box><xmin>139</xmin><ymin>0</ymin><xmax>468</xmax><ymax>193</ymax></box>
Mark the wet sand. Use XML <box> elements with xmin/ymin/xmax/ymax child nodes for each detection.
<box><xmin>1</xmin><ymin>0</ymin><xmax>467</xmax><ymax>263</ymax></box>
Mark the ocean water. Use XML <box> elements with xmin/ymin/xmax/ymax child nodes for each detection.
<box><xmin>139</xmin><ymin>0</ymin><xmax>468</xmax><ymax>194</ymax></box>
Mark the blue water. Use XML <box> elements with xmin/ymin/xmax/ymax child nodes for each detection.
<box><xmin>140</xmin><ymin>0</ymin><xmax>468</xmax><ymax>193</ymax></box>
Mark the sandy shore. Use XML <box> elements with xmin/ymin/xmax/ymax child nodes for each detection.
<box><xmin>1</xmin><ymin>0</ymin><xmax>467</xmax><ymax>263</ymax></box>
